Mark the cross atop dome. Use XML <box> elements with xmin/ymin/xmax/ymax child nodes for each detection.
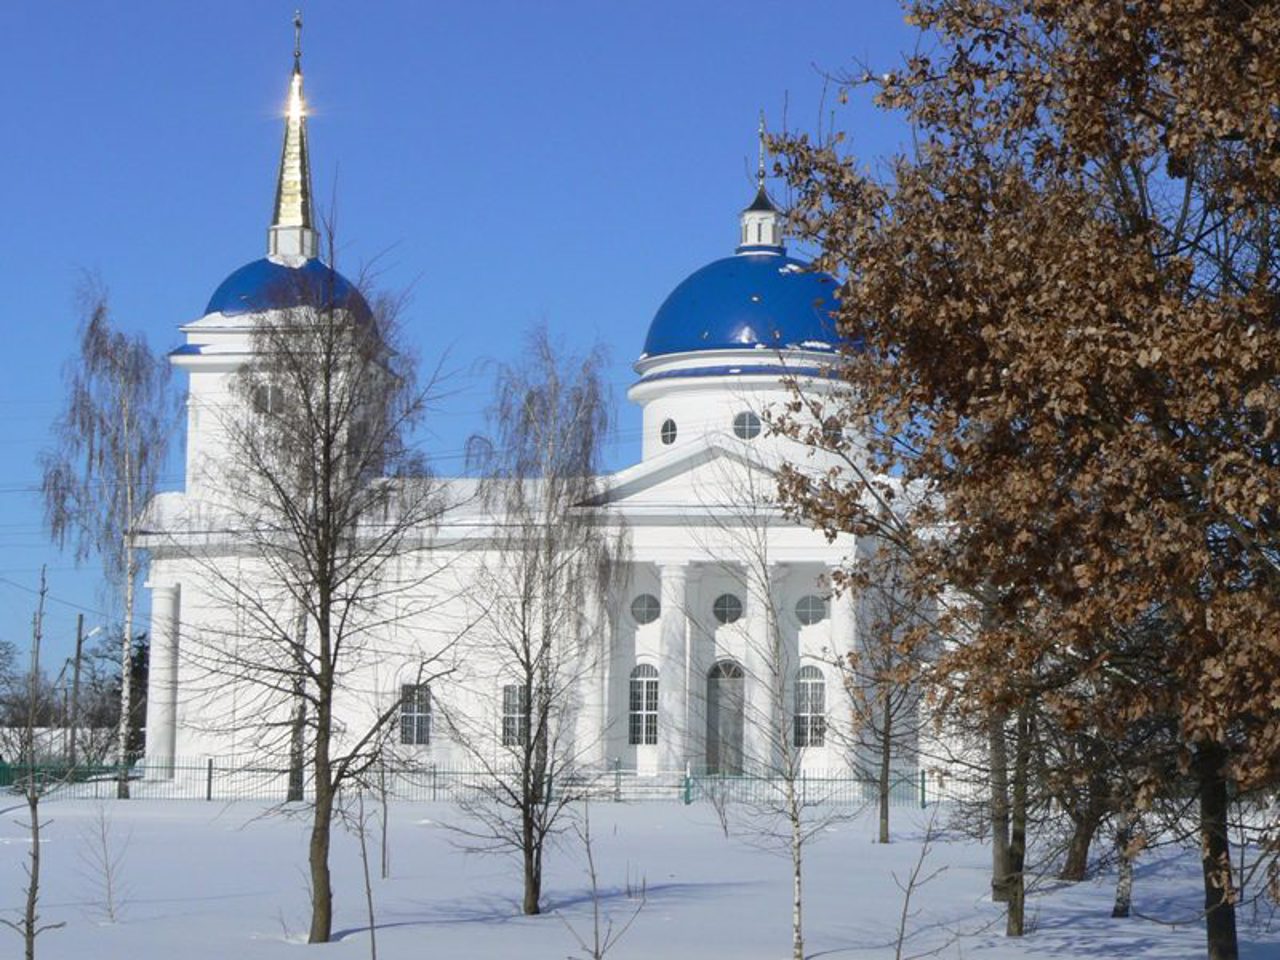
<box><xmin>738</xmin><ymin>113</ymin><xmax>785</xmax><ymax>254</ymax></box>
<box><xmin>267</xmin><ymin>10</ymin><xmax>319</xmax><ymax>261</ymax></box>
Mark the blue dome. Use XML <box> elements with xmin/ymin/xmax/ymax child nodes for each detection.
<box><xmin>205</xmin><ymin>258</ymin><xmax>370</xmax><ymax>319</ymax></box>
<box><xmin>641</xmin><ymin>253</ymin><xmax>839</xmax><ymax>358</ymax></box>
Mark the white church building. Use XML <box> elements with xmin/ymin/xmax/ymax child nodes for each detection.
<box><xmin>140</xmin><ymin>35</ymin><xmax>906</xmax><ymax>791</ymax></box>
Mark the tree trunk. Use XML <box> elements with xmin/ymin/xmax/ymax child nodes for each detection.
<box><xmin>1195</xmin><ymin>743</ymin><xmax>1238</xmax><ymax>960</ymax></box>
<box><xmin>307</xmin><ymin>566</ymin><xmax>335</xmax><ymax>943</ymax></box>
<box><xmin>309</xmin><ymin>779</ymin><xmax>335</xmax><ymax>942</ymax></box>
<box><xmin>522</xmin><ymin>822</ymin><xmax>542</xmax><ymax>916</ymax></box>
<box><xmin>22</xmin><ymin>618</ymin><xmax>42</xmax><ymax>960</ymax></box>
<box><xmin>1059</xmin><ymin>793</ymin><xmax>1104</xmax><ymax>882</ymax></box>
<box><xmin>68</xmin><ymin>614</ymin><xmax>84</xmax><ymax>769</ymax></box>
<box><xmin>1111</xmin><ymin>810</ymin><xmax>1135</xmax><ymax>918</ymax></box>
<box><xmin>989</xmin><ymin>709</ymin><xmax>1013</xmax><ymax>902</ymax></box>
<box><xmin>878</xmin><ymin>692</ymin><xmax>892</xmax><ymax>844</ymax></box>
<box><xmin>789</xmin><ymin>778</ymin><xmax>805</xmax><ymax>960</ymax></box>
<box><xmin>116</xmin><ymin>544</ymin><xmax>135</xmax><ymax>799</ymax></box>
<box><xmin>308</xmin><ymin>685</ymin><xmax>334</xmax><ymax>943</ymax></box>
<box><xmin>1005</xmin><ymin>707</ymin><xmax>1030</xmax><ymax>937</ymax></box>
<box><xmin>287</xmin><ymin>688</ymin><xmax>306</xmax><ymax>803</ymax></box>
<box><xmin>287</xmin><ymin>608</ymin><xmax>308</xmax><ymax>802</ymax></box>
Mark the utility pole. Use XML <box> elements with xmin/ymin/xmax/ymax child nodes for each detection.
<box><xmin>68</xmin><ymin>614</ymin><xmax>84</xmax><ymax>769</ymax></box>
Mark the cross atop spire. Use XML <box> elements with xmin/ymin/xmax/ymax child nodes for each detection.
<box><xmin>268</xmin><ymin>10</ymin><xmax>318</xmax><ymax>261</ymax></box>
<box><xmin>738</xmin><ymin>112</ymin><xmax>784</xmax><ymax>254</ymax></box>
<box><xmin>756</xmin><ymin>110</ymin><xmax>767</xmax><ymax>191</ymax></box>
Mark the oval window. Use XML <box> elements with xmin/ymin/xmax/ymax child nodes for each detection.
<box><xmin>660</xmin><ymin>419</ymin><xmax>677</xmax><ymax>445</ymax></box>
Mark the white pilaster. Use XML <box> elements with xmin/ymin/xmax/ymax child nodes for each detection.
<box><xmin>658</xmin><ymin>563</ymin><xmax>689</xmax><ymax>773</ymax></box>
<box><xmin>574</xmin><ymin>588</ymin><xmax>610</xmax><ymax>769</ymax></box>
<box><xmin>829</xmin><ymin>574</ymin><xmax>857</xmax><ymax>657</ymax></box>
<box><xmin>144</xmin><ymin>582</ymin><xmax>180</xmax><ymax>778</ymax></box>
<box><xmin>828</xmin><ymin>575</ymin><xmax>857</xmax><ymax>767</ymax></box>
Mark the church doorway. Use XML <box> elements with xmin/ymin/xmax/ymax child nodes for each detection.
<box><xmin>705</xmin><ymin>659</ymin><xmax>745</xmax><ymax>774</ymax></box>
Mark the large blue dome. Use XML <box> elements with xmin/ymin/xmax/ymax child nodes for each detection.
<box><xmin>205</xmin><ymin>258</ymin><xmax>370</xmax><ymax>319</ymax></box>
<box><xmin>641</xmin><ymin>253</ymin><xmax>839</xmax><ymax>358</ymax></box>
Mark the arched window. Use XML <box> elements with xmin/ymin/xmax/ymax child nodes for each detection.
<box><xmin>713</xmin><ymin>593</ymin><xmax>743</xmax><ymax>625</ymax></box>
<box><xmin>399</xmin><ymin>683</ymin><xmax>430</xmax><ymax>745</ymax></box>
<box><xmin>794</xmin><ymin>666</ymin><xmax>826</xmax><ymax>747</ymax></box>
<box><xmin>630</xmin><ymin>593</ymin><xmax>661</xmax><ymax>625</ymax></box>
<box><xmin>733</xmin><ymin>410</ymin><xmax>762</xmax><ymax>440</ymax></box>
<box><xmin>629</xmin><ymin>664</ymin><xmax>659</xmax><ymax>745</ymax></box>
<box><xmin>502</xmin><ymin>683</ymin><xmax>530</xmax><ymax>747</ymax></box>
<box><xmin>706</xmin><ymin>660</ymin><xmax>745</xmax><ymax>774</ymax></box>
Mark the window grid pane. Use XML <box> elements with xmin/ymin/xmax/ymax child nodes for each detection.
<box><xmin>503</xmin><ymin>683</ymin><xmax>530</xmax><ymax>747</ymax></box>
<box><xmin>794</xmin><ymin>671</ymin><xmax>826</xmax><ymax>748</ymax></box>
<box><xmin>399</xmin><ymin>683</ymin><xmax>430</xmax><ymax>745</ymax></box>
<box><xmin>628</xmin><ymin>668</ymin><xmax>659</xmax><ymax>746</ymax></box>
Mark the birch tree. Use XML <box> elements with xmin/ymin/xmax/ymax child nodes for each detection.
<box><xmin>41</xmin><ymin>283</ymin><xmax>173</xmax><ymax>798</ymax></box>
<box><xmin>695</xmin><ymin>457</ymin><xmax>851</xmax><ymax>960</ymax></box>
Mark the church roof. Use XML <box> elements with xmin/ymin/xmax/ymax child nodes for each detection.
<box><xmin>204</xmin><ymin>256</ymin><xmax>369</xmax><ymax>319</ymax></box>
<box><xmin>744</xmin><ymin>184</ymin><xmax>779</xmax><ymax>213</ymax></box>
<box><xmin>640</xmin><ymin>252</ymin><xmax>839</xmax><ymax>359</ymax></box>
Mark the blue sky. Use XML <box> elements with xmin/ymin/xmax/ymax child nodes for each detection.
<box><xmin>0</xmin><ymin>1</ymin><xmax>919</xmax><ymax>664</ymax></box>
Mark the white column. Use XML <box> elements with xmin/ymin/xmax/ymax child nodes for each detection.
<box><xmin>744</xmin><ymin>564</ymin><xmax>785</xmax><ymax>772</ymax></box>
<box><xmin>658</xmin><ymin>563</ymin><xmax>689</xmax><ymax>773</ymax></box>
<box><xmin>144</xmin><ymin>582</ymin><xmax>180</xmax><ymax>778</ymax></box>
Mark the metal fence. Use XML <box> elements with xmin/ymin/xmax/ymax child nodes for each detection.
<box><xmin>5</xmin><ymin>758</ymin><xmax>977</xmax><ymax>808</ymax></box>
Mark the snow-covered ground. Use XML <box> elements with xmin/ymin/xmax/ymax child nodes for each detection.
<box><xmin>2</xmin><ymin>796</ymin><xmax>1277</xmax><ymax>958</ymax></box>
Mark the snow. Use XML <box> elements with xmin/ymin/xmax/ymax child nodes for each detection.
<box><xmin>2</xmin><ymin>797</ymin><xmax>1277</xmax><ymax>959</ymax></box>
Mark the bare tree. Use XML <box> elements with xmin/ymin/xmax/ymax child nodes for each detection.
<box><xmin>556</xmin><ymin>802</ymin><xmax>646</xmax><ymax>960</ymax></box>
<box><xmin>445</xmin><ymin>327</ymin><xmax>624</xmax><ymax>916</ymax></box>
<box><xmin>41</xmin><ymin>281</ymin><xmax>173</xmax><ymax>797</ymax></box>
<box><xmin>841</xmin><ymin>545</ymin><xmax>927</xmax><ymax>844</ymax></box>
<box><xmin>174</xmin><ymin>248</ymin><xmax>449</xmax><ymax>943</ymax></box>
<box><xmin>1</xmin><ymin>571</ymin><xmax>66</xmax><ymax>959</ymax></box>
<box><xmin>79</xmin><ymin>803</ymin><xmax>128</xmax><ymax>923</ymax></box>
<box><xmin>694</xmin><ymin>455</ymin><xmax>854</xmax><ymax>960</ymax></box>
<box><xmin>891</xmin><ymin>811</ymin><xmax>951</xmax><ymax>960</ymax></box>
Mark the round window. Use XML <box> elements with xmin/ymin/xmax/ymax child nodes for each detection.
<box><xmin>795</xmin><ymin>595</ymin><xmax>828</xmax><ymax>626</ymax></box>
<box><xmin>630</xmin><ymin>594</ymin><xmax>661</xmax><ymax>625</ymax></box>
<box><xmin>713</xmin><ymin>593</ymin><xmax>743</xmax><ymax>625</ymax></box>
<box><xmin>733</xmin><ymin>411</ymin><xmax>761</xmax><ymax>440</ymax></box>
<box><xmin>660</xmin><ymin>418</ymin><xmax>677</xmax><ymax>445</ymax></box>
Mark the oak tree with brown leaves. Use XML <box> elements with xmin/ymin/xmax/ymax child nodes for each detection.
<box><xmin>773</xmin><ymin>3</ymin><xmax>1280</xmax><ymax>957</ymax></box>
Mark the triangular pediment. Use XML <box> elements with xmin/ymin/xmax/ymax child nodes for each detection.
<box><xmin>583</xmin><ymin>437</ymin><xmax>785</xmax><ymax>518</ymax></box>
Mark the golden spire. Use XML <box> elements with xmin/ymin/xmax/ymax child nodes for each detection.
<box><xmin>268</xmin><ymin>10</ymin><xmax>318</xmax><ymax>259</ymax></box>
